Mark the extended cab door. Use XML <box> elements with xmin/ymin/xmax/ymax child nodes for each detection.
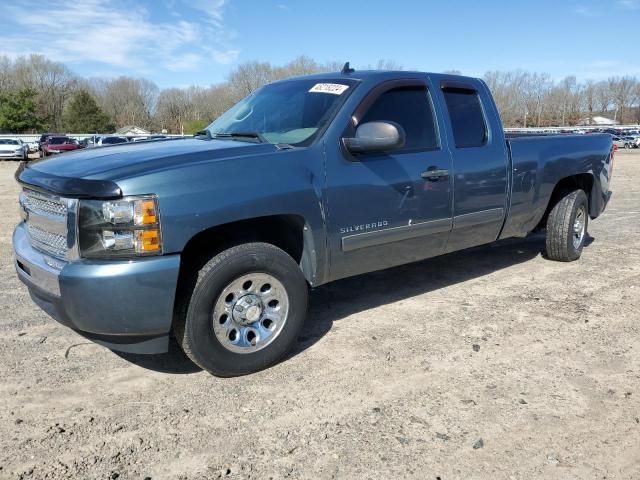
<box><xmin>325</xmin><ymin>78</ymin><xmax>454</xmax><ymax>281</ymax></box>
<box><xmin>434</xmin><ymin>79</ymin><xmax>509</xmax><ymax>253</ymax></box>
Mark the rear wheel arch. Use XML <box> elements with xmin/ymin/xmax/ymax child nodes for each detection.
<box><xmin>538</xmin><ymin>173</ymin><xmax>595</xmax><ymax>229</ymax></box>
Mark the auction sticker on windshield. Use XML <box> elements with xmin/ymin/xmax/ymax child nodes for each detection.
<box><xmin>309</xmin><ymin>83</ymin><xmax>350</xmax><ymax>95</ymax></box>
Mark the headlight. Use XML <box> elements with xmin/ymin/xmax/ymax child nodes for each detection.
<box><xmin>78</xmin><ymin>195</ymin><xmax>162</xmax><ymax>258</ymax></box>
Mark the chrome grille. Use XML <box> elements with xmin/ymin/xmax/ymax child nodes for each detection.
<box><xmin>20</xmin><ymin>189</ymin><xmax>75</xmax><ymax>261</ymax></box>
<box><xmin>26</xmin><ymin>223</ymin><xmax>68</xmax><ymax>259</ymax></box>
<box><xmin>22</xmin><ymin>194</ymin><xmax>67</xmax><ymax>217</ymax></box>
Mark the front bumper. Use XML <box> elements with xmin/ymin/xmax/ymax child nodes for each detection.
<box><xmin>0</xmin><ymin>152</ymin><xmax>24</xmax><ymax>159</ymax></box>
<box><xmin>13</xmin><ymin>223</ymin><xmax>181</xmax><ymax>353</ymax></box>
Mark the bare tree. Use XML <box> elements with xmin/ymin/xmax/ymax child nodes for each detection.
<box><xmin>4</xmin><ymin>53</ymin><xmax>640</xmax><ymax>132</ymax></box>
<box><xmin>594</xmin><ymin>81</ymin><xmax>612</xmax><ymax>117</ymax></box>
<box><xmin>6</xmin><ymin>54</ymin><xmax>78</xmax><ymax>130</ymax></box>
<box><xmin>583</xmin><ymin>80</ymin><xmax>597</xmax><ymax>121</ymax></box>
<box><xmin>227</xmin><ymin>61</ymin><xmax>276</xmax><ymax>97</ymax></box>
<box><xmin>92</xmin><ymin>76</ymin><xmax>159</xmax><ymax>129</ymax></box>
<box><xmin>155</xmin><ymin>88</ymin><xmax>191</xmax><ymax>134</ymax></box>
<box><xmin>608</xmin><ymin>76</ymin><xmax>637</xmax><ymax>124</ymax></box>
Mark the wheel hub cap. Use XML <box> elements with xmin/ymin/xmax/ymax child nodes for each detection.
<box><xmin>212</xmin><ymin>273</ymin><xmax>289</xmax><ymax>354</ymax></box>
<box><xmin>233</xmin><ymin>294</ymin><xmax>263</xmax><ymax>325</ymax></box>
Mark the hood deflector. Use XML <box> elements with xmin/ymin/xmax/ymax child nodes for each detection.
<box><xmin>15</xmin><ymin>162</ymin><xmax>122</xmax><ymax>199</ymax></box>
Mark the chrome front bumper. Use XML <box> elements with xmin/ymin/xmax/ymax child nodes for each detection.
<box><xmin>13</xmin><ymin>222</ymin><xmax>181</xmax><ymax>354</ymax></box>
<box><xmin>14</xmin><ymin>222</ymin><xmax>62</xmax><ymax>296</ymax></box>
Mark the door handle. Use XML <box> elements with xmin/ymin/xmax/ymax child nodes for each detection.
<box><xmin>421</xmin><ymin>167</ymin><xmax>449</xmax><ymax>181</ymax></box>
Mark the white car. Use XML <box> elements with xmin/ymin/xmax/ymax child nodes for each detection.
<box><xmin>0</xmin><ymin>138</ymin><xmax>28</xmax><ymax>160</ymax></box>
<box><xmin>612</xmin><ymin>136</ymin><xmax>637</xmax><ymax>149</ymax></box>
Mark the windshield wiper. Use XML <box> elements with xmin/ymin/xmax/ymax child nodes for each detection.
<box><xmin>211</xmin><ymin>132</ymin><xmax>265</xmax><ymax>143</ymax></box>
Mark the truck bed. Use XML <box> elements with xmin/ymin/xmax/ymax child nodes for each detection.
<box><xmin>500</xmin><ymin>133</ymin><xmax>613</xmax><ymax>239</ymax></box>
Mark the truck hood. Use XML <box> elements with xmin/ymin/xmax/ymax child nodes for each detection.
<box><xmin>17</xmin><ymin>138</ymin><xmax>277</xmax><ymax>198</ymax></box>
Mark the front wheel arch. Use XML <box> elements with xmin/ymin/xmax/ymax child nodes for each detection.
<box><xmin>173</xmin><ymin>242</ymin><xmax>309</xmax><ymax>376</ymax></box>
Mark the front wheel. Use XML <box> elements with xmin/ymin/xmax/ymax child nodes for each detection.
<box><xmin>174</xmin><ymin>242</ymin><xmax>308</xmax><ymax>377</ymax></box>
<box><xmin>545</xmin><ymin>189</ymin><xmax>589</xmax><ymax>262</ymax></box>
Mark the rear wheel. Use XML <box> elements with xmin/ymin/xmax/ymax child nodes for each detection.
<box><xmin>174</xmin><ymin>242</ymin><xmax>308</xmax><ymax>377</ymax></box>
<box><xmin>545</xmin><ymin>189</ymin><xmax>589</xmax><ymax>262</ymax></box>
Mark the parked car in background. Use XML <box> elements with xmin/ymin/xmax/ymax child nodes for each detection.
<box><xmin>26</xmin><ymin>141</ymin><xmax>39</xmax><ymax>153</ymax></box>
<box><xmin>612</xmin><ymin>135</ymin><xmax>637</xmax><ymax>149</ymax></box>
<box><xmin>93</xmin><ymin>136</ymin><xmax>129</xmax><ymax>147</ymax></box>
<box><xmin>131</xmin><ymin>135</ymin><xmax>169</xmax><ymax>142</ymax></box>
<box><xmin>38</xmin><ymin>133</ymin><xmax>63</xmax><ymax>154</ymax></box>
<box><xmin>0</xmin><ymin>138</ymin><xmax>28</xmax><ymax>160</ymax></box>
<box><xmin>42</xmin><ymin>136</ymin><xmax>83</xmax><ymax>156</ymax></box>
<box><xmin>80</xmin><ymin>135</ymin><xmax>131</xmax><ymax>148</ymax></box>
<box><xmin>79</xmin><ymin>137</ymin><xmax>99</xmax><ymax>148</ymax></box>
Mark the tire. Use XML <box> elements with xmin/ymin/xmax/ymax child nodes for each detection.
<box><xmin>174</xmin><ymin>242</ymin><xmax>308</xmax><ymax>377</ymax></box>
<box><xmin>545</xmin><ymin>189</ymin><xmax>589</xmax><ymax>262</ymax></box>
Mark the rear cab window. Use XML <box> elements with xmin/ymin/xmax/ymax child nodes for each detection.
<box><xmin>441</xmin><ymin>84</ymin><xmax>488</xmax><ymax>148</ymax></box>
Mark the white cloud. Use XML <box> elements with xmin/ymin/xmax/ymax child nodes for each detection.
<box><xmin>574</xmin><ymin>5</ymin><xmax>600</xmax><ymax>17</ymax></box>
<box><xmin>188</xmin><ymin>0</ymin><xmax>227</xmax><ymax>27</ymax></box>
<box><xmin>618</xmin><ymin>0</ymin><xmax>640</xmax><ymax>9</ymax></box>
<box><xmin>0</xmin><ymin>0</ymin><xmax>239</xmax><ymax>75</ymax></box>
<box><xmin>209</xmin><ymin>48</ymin><xmax>241</xmax><ymax>64</ymax></box>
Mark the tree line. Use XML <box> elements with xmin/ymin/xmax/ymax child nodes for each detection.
<box><xmin>1</xmin><ymin>54</ymin><xmax>639</xmax><ymax>134</ymax></box>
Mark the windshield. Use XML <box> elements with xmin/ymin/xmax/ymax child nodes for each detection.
<box><xmin>206</xmin><ymin>78</ymin><xmax>357</xmax><ymax>146</ymax></box>
<box><xmin>0</xmin><ymin>139</ymin><xmax>20</xmax><ymax>145</ymax></box>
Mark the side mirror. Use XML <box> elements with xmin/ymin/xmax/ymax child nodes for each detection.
<box><xmin>343</xmin><ymin>121</ymin><xmax>406</xmax><ymax>154</ymax></box>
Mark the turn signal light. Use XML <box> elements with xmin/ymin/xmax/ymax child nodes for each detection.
<box><xmin>136</xmin><ymin>199</ymin><xmax>158</xmax><ymax>225</ymax></box>
<box><xmin>136</xmin><ymin>229</ymin><xmax>161</xmax><ymax>252</ymax></box>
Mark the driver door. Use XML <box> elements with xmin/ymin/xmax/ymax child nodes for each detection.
<box><xmin>325</xmin><ymin>79</ymin><xmax>454</xmax><ymax>281</ymax></box>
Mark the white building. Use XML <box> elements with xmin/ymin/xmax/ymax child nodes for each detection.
<box><xmin>115</xmin><ymin>125</ymin><xmax>150</xmax><ymax>136</ymax></box>
<box><xmin>579</xmin><ymin>116</ymin><xmax>618</xmax><ymax>126</ymax></box>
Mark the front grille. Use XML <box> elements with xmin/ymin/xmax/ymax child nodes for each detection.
<box><xmin>22</xmin><ymin>193</ymin><xmax>67</xmax><ymax>217</ymax></box>
<box><xmin>26</xmin><ymin>223</ymin><xmax>68</xmax><ymax>259</ymax></box>
<box><xmin>20</xmin><ymin>189</ymin><xmax>72</xmax><ymax>261</ymax></box>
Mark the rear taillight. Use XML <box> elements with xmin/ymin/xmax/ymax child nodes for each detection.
<box><xmin>610</xmin><ymin>145</ymin><xmax>616</xmax><ymax>178</ymax></box>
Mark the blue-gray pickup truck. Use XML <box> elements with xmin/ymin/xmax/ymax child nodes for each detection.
<box><xmin>13</xmin><ymin>68</ymin><xmax>613</xmax><ymax>376</ymax></box>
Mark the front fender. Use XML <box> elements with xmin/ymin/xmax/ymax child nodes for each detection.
<box><xmin>116</xmin><ymin>147</ymin><xmax>330</xmax><ymax>285</ymax></box>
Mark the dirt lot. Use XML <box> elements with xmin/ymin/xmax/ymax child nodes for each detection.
<box><xmin>0</xmin><ymin>151</ymin><xmax>639</xmax><ymax>480</ymax></box>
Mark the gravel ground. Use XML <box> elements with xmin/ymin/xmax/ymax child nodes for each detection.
<box><xmin>0</xmin><ymin>151</ymin><xmax>639</xmax><ymax>480</ymax></box>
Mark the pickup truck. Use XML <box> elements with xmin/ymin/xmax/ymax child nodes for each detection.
<box><xmin>13</xmin><ymin>69</ymin><xmax>614</xmax><ymax>376</ymax></box>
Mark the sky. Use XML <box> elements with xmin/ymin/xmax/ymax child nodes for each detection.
<box><xmin>1</xmin><ymin>0</ymin><xmax>639</xmax><ymax>88</ymax></box>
